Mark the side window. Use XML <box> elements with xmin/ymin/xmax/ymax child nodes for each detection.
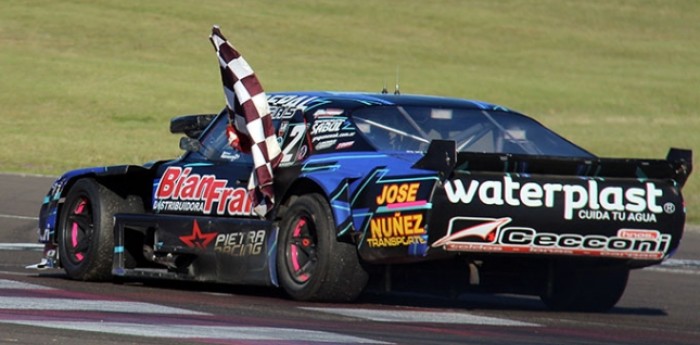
<box><xmin>353</xmin><ymin>107</ymin><xmax>429</xmax><ymax>151</ymax></box>
<box><xmin>190</xmin><ymin>114</ymin><xmax>252</xmax><ymax>164</ymax></box>
<box><xmin>463</xmin><ymin>128</ymin><xmax>497</xmax><ymax>152</ymax></box>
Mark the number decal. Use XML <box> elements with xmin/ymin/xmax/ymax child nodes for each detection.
<box><xmin>280</xmin><ymin>124</ymin><xmax>307</xmax><ymax>165</ymax></box>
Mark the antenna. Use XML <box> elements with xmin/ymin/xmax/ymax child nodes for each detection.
<box><xmin>394</xmin><ymin>66</ymin><xmax>400</xmax><ymax>95</ymax></box>
<box><xmin>381</xmin><ymin>79</ymin><xmax>388</xmax><ymax>94</ymax></box>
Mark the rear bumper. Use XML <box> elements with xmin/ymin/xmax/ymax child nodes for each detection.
<box><xmin>425</xmin><ymin>172</ymin><xmax>686</xmax><ymax>264</ymax></box>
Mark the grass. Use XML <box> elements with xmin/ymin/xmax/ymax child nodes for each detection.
<box><xmin>0</xmin><ymin>0</ymin><xmax>698</xmax><ymax>222</ymax></box>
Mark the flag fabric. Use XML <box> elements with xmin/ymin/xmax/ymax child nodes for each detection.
<box><xmin>209</xmin><ymin>26</ymin><xmax>282</xmax><ymax>216</ymax></box>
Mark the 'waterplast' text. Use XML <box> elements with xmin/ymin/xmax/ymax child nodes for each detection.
<box><xmin>444</xmin><ymin>177</ymin><xmax>665</xmax><ymax>220</ymax></box>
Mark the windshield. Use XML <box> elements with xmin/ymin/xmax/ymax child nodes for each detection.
<box><xmin>353</xmin><ymin>106</ymin><xmax>593</xmax><ymax>157</ymax></box>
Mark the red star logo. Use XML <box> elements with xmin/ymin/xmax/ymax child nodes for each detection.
<box><xmin>179</xmin><ymin>220</ymin><xmax>217</xmax><ymax>249</ymax></box>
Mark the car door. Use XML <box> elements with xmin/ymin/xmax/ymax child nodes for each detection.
<box><xmin>153</xmin><ymin>113</ymin><xmax>255</xmax><ymax>218</ymax></box>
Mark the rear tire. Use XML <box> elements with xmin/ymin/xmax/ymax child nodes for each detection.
<box><xmin>57</xmin><ymin>178</ymin><xmax>141</xmax><ymax>281</ymax></box>
<box><xmin>277</xmin><ymin>194</ymin><xmax>368</xmax><ymax>301</ymax></box>
<box><xmin>540</xmin><ymin>262</ymin><xmax>629</xmax><ymax>312</ymax></box>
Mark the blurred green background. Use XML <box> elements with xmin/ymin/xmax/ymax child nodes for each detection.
<box><xmin>0</xmin><ymin>0</ymin><xmax>697</xmax><ymax>222</ymax></box>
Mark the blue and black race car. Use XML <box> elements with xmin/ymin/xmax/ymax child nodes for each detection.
<box><xmin>35</xmin><ymin>91</ymin><xmax>692</xmax><ymax>311</ymax></box>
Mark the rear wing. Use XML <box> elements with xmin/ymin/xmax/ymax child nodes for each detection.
<box><xmin>413</xmin><ymin>140</ymin><xmax>692</xmax><ymax>188</ymax></box>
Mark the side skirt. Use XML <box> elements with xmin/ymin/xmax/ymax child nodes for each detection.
<box><xmin>112</xmin><ymin>213</ymin><xmax>276</xmax><ymax>286</ymax></box>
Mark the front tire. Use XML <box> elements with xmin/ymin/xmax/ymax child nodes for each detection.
<box><xmin>57</xmin><ymin>178</ymin><xmax>138</xmax><ymax>281</ymax></box>
<box><xmin>277</xmin><ymin>194</ymin><xmax>368</xmax><ymax>301</ymax></box>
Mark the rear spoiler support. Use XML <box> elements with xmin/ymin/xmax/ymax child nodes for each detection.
<box><xmin>667</xmin><ymin>148</ymin><xmax>692</xmax><ymax>187</ymax></box>
<box><xmin>412</xmin><ymin>140</ymin><xmax>456</xmax><ymax>180</ymax></box>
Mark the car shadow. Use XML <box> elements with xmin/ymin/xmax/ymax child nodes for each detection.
<box><xmin>358</xmin><ymin>289</ymin><xmax>667</xmax><ymax>316</ymax></box>
<box><xmin>32</xmin><ymin>271</ymin><xmax>667</xmax><ymax>316</ymax></box>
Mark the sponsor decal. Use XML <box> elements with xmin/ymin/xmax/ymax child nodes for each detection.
<box><xmin>310</xmin><ymin>117</ymin><xmax>355</xmax><ymax>148</ymax></box>
<box><xmin>366</xmin><ymin>212</ymin><xmax>426</xmax><ymax>248</ymax></box>
<box><xmin>179</xmin><ymin>220</ymin><xmax>217</xmax><ymax>249</ymax></box>
<box><xmin>336</xmin><ymin>141</ymin><xmax>355</xmax><ymax>150</ymax></box>
<box><xmin>268</xmin><ymin>95</ymin><xmax>324</xmax><ymax>120</ymax></box>
<box><xmin>376</xmin><ymin>183</ymin><xmax>420</xmax><ymax>205</ymax></box>
<box><xmin>277</xmin><ymin>121</ymin><xmax>289</xmax><ymax>138</ymax></box>
<box><xmin>433</xmin><ymin>217</ymin><xmax>671</xmax><ymax>260</ymax></box>
<box><xmin>214</xmin><ymin>230</ymin><xmax>265</xmax><ymax>256</ymax></box>
<box><xmin>314</xmin><ymin>140</ymin><xmax>337</xmax><ymax>151</ymax></box>
<box><xmin>220</xmin><ymin>151</ymin><xmax>241</xmax><ymax>162</ymax></box>
<box><xmin>279</xmin><ymin>123</ymin><xmax>307</xmax><ymax>165</ymax></box>
<box><xmin>312</xmin><ymin>108</ymin><xmax>344</xmax><ymax>118</ymax></box>
<box><xmin>39</xmin><ymin>225</ymin><xmax>52</xmax><ymax>242</ymax></box>
<box><xmin>311</xmin><ymin>118</ymin><xmax>347</xmax><ymax>135</ymax></box>
<box><xmin>155</xmin><ymin>167</ymin><xmax>252</xmax><ymax>216</ymax></box>
<box><xmin>312</xmin><ymin>131</ymin><xmax>355</xmax><ymax>144</ymax></box>
<box><xmin>445</xmin><ymin>177</ymin><xmax>670</xmax><ymax>223</ymax></box>
<box><xmin>297</xmin><ymin>144</ymin><xmax>308</xmax><ymax>161</ymax></box>
<box><xmin>374</xmin><ymin>182</ymin><xmax>429</xmax><ymax>211</ymax></box>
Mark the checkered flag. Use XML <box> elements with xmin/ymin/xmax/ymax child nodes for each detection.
<box><xmin>209</xmin><ymin>26</ymin><xmax>282</xmax><ymax>216</ymax></box>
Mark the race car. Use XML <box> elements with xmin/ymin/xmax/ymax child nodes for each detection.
<box><xmin>34</xmin><ymin>91</ymin><xmax>692</xmax><ymax>312</ymax></box>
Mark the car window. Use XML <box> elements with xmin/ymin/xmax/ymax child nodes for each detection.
<box><xmin>353</xmin><ymin>106</ymin><xmax>593</xmax><ymax>158</ymax></box>
<box><xmin>189</xmin><ymin>113</ymin><xmax>253</xmax><ymax>164</ymax></box>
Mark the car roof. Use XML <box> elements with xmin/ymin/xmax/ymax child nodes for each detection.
<box><xmin>269</xmin><ymin>91</ymin><xmax>513</xmax><ymax>113</ymax></box>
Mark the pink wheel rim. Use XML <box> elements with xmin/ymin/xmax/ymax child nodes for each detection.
<box><xmin>66</xmin><ymin>197</ymin><xmax>92</xmax><ymax>263</ymax></box>
<box><xmin>288</xmin><ymin>217</ymin><xmax>316</xmax><ymax>283</ymax></box>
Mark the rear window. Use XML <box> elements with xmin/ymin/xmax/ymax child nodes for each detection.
<box><xmin>352</xmin><ymin>106</ymin><xmax>593</xmax><ymax>158</ymax></box>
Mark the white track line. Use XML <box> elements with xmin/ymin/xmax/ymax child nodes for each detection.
<box><xmin>0</xmin><ymin>243</ymin><xmax>43</xmax><ymax>251</ymax></box>
<box><xmin>0</xmin><ymin>296</ymin><xmax>209</xmax><ymax>315</ymax></box>
<box><xmin>301</xmin><ymin>307</ymin><xmax>539</xmax><ymax>327</ymax></box>
<box><xmin>645</xmin><ymin>258</ymin><xmax>700</xmax><ymax>275</ymax></box>
<box><xmin>0</xmin><ymin>278</ymin><xmax>387</xmax><ymax>344</ymax></box>
<box><xmin>0</xmin><ymin>172</ymin><xmax>56</xmax><ymax>178</ymax></box>
<box><xmin>0</xmin><ymin>279</ymin><xmax>52</xmax><ymax>290</ymax></box>
<box><xmin>0</xmin><ymin>321</ymin><xmax>390</xmax><ymax>343</ymax></box>
<box><xmin>0</xmin><ymin>214</ymin><xmax>38</xmax><ymax>221</ymax></box>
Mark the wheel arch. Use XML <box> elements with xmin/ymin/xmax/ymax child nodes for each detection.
<box><xmin>59</xmin><ymin>165</ymin><xmax>152</xmax><ymax>195</ymax></box>
<box><xmin>44</xmin><ymin>165</ymin><xmax>155</xmax><ymax>246</ymax></box>
<box><xmin>277</xmin><ymin>177</ymin><xmax>354</xmax><ymax>243</ymax></box>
